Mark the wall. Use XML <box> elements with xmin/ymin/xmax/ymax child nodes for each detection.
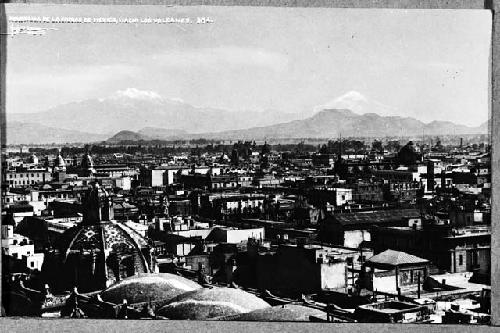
<box><xmin>206</xmin><ymin>227</ymin><xmax>264</xmax><ymax>244</ymax></box>
<box><xmin>185</xmin><ymin>254</ymin><xmax>210</xmax><ymax>273</ymax></box>
<box><xmin>175</xmin><ymin>243</ymin><xmax>195</xmax><ymax>256</ymax></box>
<box><xmin>225</xmin><ymin>228</ymin><xmax>264</xmax><ymax>244</ymax></box>
<box><xmin>372</xmin><ymin>270</ymin><xmax>398</xmax><ymax>293</ymax></box>
<box><xmin>151</xmin><ymin>169</ymin><xmax>165</xmax><ymax>187</ymax></box>
<box><xmin>256</xmin><ymin>250</ymin><xmax>322</xmax><ymax>295</ymax></box>
<box><xmin>344</xmin><ymin>229</ymin><xmax>371</xmax><ymax>248</ymax></box>
<box><xmin>320</xmin><ymin>261</ymin><xmax>347</xmax><ymax>290</ymax></box>
<box><xmin>174</xmin><ymin>229</ymin><xmax>212</xmax><ymax>239</ymax></box>
<box><xmin>335</xmin><ymin>188</ymin><xmax>352</xmax><ymax>206</ymax></box>
<box><xmin>23</xmin><ymin>253</ymin><xmax>44</xmax><ymax>271</ymax></box>
<box><xmin>165</xmin><ymin>169</ymin><xmax>179</xmax><ymax>185</ymax></box>
<box><xmin>5</xmin><ymin>243</ymin><xmax>35</xmax><ymax>259</ymax></box>
<box><xmin>452</xmin><ymin>249</ymin><xmax>468</xmax><ymax>273</ymax></box>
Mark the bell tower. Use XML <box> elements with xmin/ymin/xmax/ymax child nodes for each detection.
<box><xmin>82</xmin><ymin>183</ymin><xmax>114</xmax><ymax>225</ymax></box>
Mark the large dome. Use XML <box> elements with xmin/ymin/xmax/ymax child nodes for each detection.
<box><xmin>55</xmin><ymin>219</ymin><xmax>154</xmax><ymax>292</ymax></box>
<box><xmin>100</xmin><ymin>273</ymin><xmax>201</xmax><ymax>305</ymax></box>
<box><xmin>218</xmin><ymin>304</ymin><xmax>328</xmax><ymax>322</ymax></box>
<box><xmin>157</xmin><ymin>287</ymin><xmax>270</xmax><ymax>320</ymax></box>
<box><xmin>47</xmin><ymin>184</ymin><xmax>155</xmax><ymax>293</ymax></box>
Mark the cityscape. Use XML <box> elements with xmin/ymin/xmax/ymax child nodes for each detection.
<box><xmin>1</xmin><ymin>4</ymin><xmax>492</xmax><ymax>325</ymax></box>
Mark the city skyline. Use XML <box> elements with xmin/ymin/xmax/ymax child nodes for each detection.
<box><xmin>1</xmin><ymin>4</ymin><xmax>493</xmax><ymax>324</ymax></box>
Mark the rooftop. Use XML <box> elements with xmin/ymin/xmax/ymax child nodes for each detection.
<box><xmin>331</xmin><ymin>209</ymin><xmax>421</xmax><ymax>226</ymax></box>
<box><xmin>366</xmin><ymin>249</ymin><xmax>428</xmax><ymax>268</ymax></box>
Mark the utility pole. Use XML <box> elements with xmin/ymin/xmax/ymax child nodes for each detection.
<box><xmin>417</xmin><ymin>271</ymin><xmax>421</xmax><ymax>299</ymax></box>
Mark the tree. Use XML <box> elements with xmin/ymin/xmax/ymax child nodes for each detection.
<box><xmin>261</xmin><ymin>142</ymin><xmax>271</xmax><ymax>155</ymax></box>
<box><xmin>372</xmin><ymin>140</ymin><xmax>383</xmax><ymax>152</ymax></box>
<box><xmin>396</xmin><ymin>141</ymin><xmax>418</xmax><ymax>166</ymax></box>
<box><xmin>230</xmin><ymin>149</ymin><xmax>239</xmax><ymax>166</ymax></box>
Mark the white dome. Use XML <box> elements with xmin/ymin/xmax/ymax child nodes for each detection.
<box><xmin>82</xmin><ymin>153</ymin><xmax>94</xmax><ymax>169</ymax></box>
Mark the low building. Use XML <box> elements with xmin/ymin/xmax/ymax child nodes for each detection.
<box><xmin>371</xmin><ymin>220</ymin><xmax>491</xmax><ymax>277</ymax></box>
<box><xmin>354</xmin><ymin>300</ymin><xmax>430</xmax><ymax>323</ymax></box>
<box><xmin>360</xmin><ymin>249</ymin><xmax>429</xmax><ymax>294</ymax></box>
<box><xmin>255</xmin><ymin>243</ymin><xmax>348</xmax><ymax>296</ymax></box>
<box><xmin>1</xmin><ymin>224</ymin><xmax>44</xmax><ymax>272</ymax></box>
<box><xmin>319</xmin><ymin>209</ymin><xmax>421</xmax><ymax>248</ymax></box>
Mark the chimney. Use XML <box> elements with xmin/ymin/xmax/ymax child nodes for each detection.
<box><xmin>155</xmin><ymin>217</ymin><xmax>163</xmax><ymax>231</ymax></box>
<box><xmin>427</xmin><ymin>160</ymin><xmax>434</xmax><ymax>192</ymax></box>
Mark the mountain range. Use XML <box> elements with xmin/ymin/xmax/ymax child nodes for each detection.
<box><xmin>6</xmin><ymin>89</ymin><xmax>488</xmax><ymax>144</ymax></box>
<box><xmin>5</xmin><ymin>121</ymin><xmax>109</xmax><ymax>145</ymax></box>
<box><xmin>106</xmin><ymin>127</ymin><xmax>189</xmax><ymax>143</ymax></box>
<box><xmin>188</xmin><ymin>109</ymin><xmax>488</xmax><ymax>140</ymax></box>
<box><xmin>8</xmin><ymin>88</ymin><xmax>301</xmax><ymax>140</ymax></box>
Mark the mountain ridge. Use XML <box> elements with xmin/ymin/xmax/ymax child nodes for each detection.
<box><xmin>7</xmin><ymin>89</ymin><xmax>488</xmax><ymax>144</ymax></box>
<box><xmin>103</xmin><ymin>109</ymin><xmax>488</xmax><ymax>143</ymax></box>
<box><xmin>9</xmin><ymin>88</ymin><xmax>303</xmax><ymax>136</ymax></box>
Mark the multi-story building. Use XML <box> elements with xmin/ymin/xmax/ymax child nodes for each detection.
<box><xmin>371</xmin><ymin>219</ymin><xmax>491</xmax><ymax>278</ymax></box>
<box><xmin>319</xmin><ymin>209</ymin><xmax>421</xmax><ymax>248</ymax></box>
<box><xmin>2</xmin><ymin>168</ymin><xmax>52</xmax><ymax>188</ymax></box>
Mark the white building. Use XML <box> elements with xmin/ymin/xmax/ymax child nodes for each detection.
<box><xmin>1</xmin><ymin>224</ymin><xmax>44</xmax><ymax>271</ymax></box>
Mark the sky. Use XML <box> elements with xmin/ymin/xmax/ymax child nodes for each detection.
<box><xmin>5</xmin><ymin>4</ymin><xmax>492</xmax><ymax>127</ymax></box>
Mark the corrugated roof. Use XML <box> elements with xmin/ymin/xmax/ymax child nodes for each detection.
<box><xmin>332</xmin><ymin>209</ymin><xmax>420</xmax><ymax>226</ymax></box>
<box><xmin>366</xmin><ymin>249</ymin><xmax>428</xmax><ymax>267</ymax></box>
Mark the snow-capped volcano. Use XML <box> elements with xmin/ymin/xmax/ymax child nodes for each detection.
<box><xmin>9</xmin><ymin>88</ymin><xmax>302</xmax><ymax>138</ymax></box>
<box><xmin>101</xmin><ymin>88</ymin><xmax>185</xmax><ymax>105</ymax></box>
<box><xmin>107</xmin><ymin>88</ymin><xmax>163</xmax><ymax>102</ymax></box>
<box><xmin>314</xmin><ymin>91</ymin><xmax>399</xmax><ymax>117</ymax></box>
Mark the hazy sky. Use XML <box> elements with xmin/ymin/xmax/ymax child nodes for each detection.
<box><xmin>5</xmin><ymin>5</ymin><xmax>492</xmax><ymax>126</ymax></box>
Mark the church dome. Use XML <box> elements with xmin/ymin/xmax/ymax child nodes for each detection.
<box><xmin>156</xmin><ymin>287</ymin><xmax>270</xmax><ymax>320</ymax></box>
<box><xmin>100</xmin><ymin>273</ymin><xmax>201</xmax><ymax>305</ymax></box>
<box><xmin>218</xmin><ymin>304</ymin><xmax>327</xmax><ymax>322</ymax></box>
<box><xmin>55</xmin><ymin>150</ymin><xmax>66</xmax><ymax>171</ymax></box>
<box><xmin>55</xmin><ymin>219</ymin><xmax>154</xmax><ymax>292</ymax></box>
<box><xmin>50</xmin><ymin>184</ymin><xmax>155</xmax><ymax>293</ymax></box>
<box><xmin>81</xmin><ymin>152</ymin><xmax>94</xmax><ymax>170</ymax></box>
<box><xmin>29</xmin><ymin>154</ymin><xmax>39</xmax><ymax>164</ymax></box>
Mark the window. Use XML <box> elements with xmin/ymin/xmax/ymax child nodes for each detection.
<box><xmin>459</xmin><ymin>254</ymin><xmax>463</xmax><ymax>266</ymax></box>
<box><xmin>30</xmin><ymin>262</ymin><xmax>35</xmax><ymax>268</ymax></box>
<box><xmin>400</xmin><ymin>270</ymin><xmax>411</xmax><ymax>285</ymax></box>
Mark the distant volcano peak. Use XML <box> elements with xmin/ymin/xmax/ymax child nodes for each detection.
<box><xmin>106</xmin><ymin>88</ymin><xmax>163</xmax><ymax>102</ymax></box>
<box><xmin>314</xmin><ymin>91</ymin><xmax>398</xmax><ymax>117</ymax></box>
